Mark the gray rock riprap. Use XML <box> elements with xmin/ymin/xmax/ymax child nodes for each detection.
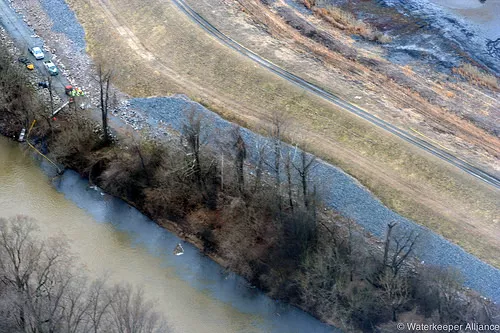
<box><xmin>129</xmin><ymin>95</ymin><xmax>500</xmax><ymax>303</ymax></box>
<box><xmin>39</xmin><ymin>0</ymin><xmax>85</xmax><ymax>51</ymax></box>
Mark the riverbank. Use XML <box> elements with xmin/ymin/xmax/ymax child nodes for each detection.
<box><xmin>0</xmin><ymin>137</ymin><xmax>340</xmax><ymax>333</ymax></box>
<box><xmin>4</xmin><ymin>0</ymin><xmax>500</xmax><ymax>278</ymax></box>
<box><xmin>1</xmin><ymin>33</ymin><xmax>500</xmax><ymax>332</ymax></box>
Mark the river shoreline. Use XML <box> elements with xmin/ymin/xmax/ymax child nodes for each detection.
<box><xmin>1</xmin><ymin>0</ymin><xmax>500</xmax><ymax>330</ymax></box>
<box><xmin>0</xmin><ymin>37</ymin><xmax>499</xmax><ymax>331</ymax></box>
<box><xmin>0</xmin><ymin>136</ymin><xmax>340</xmax><ymax>332</ymax></box>
<box><xmin>1</xmin><ymin>94</ymin><xmax>499</xmax><ymax>331</ymax></box>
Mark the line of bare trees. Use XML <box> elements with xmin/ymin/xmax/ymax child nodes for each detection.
<box><xmin>2</xmin><ymin>40</ymin><xmax>500</xmax><ymax>332</ymax></box>
<box><xmin>87</xmin><ymin>106</ymin><xmax>500</xmax><ymax>332</ymax></box>
<box><xmin>0</xmin><ymin>216</ymin><xmax>168</xmax><ymax>333</ymax></box>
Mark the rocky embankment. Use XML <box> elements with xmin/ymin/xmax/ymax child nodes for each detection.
<box><xmin>2</xmin><ymin>0</ymin><xmax>500</xmax><ymax>303</ymax></box>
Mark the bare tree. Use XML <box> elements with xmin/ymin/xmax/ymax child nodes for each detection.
<box><xmin>109</xmin><ymin>284</ymin><xmax>168</xmax><ymax>333</ymax></box>
<box><xmin>97</xmin><ymin>64</ymin><xmax>113</xmax><ymax>143</ymax></box>
<box><xmin>60</xmin><ymin>275</ymin><xmax>93</xmax><ymax>333</ymax></box>
<box><xmin>232</xmin><ymin>127</ymin><xmax>247</xmax><ymax>194</ymax></box>
<box><xmin>42</xmin><ymin>76</ymin><xmax>56</xmax><ymax>135</ymax></box>
<box><xmin>284</xmin><ymin>149</ymin><xmax>295</xmax><ymax>212</ymax></box>
<box><xmin>47</xmin><ymin>75</ymin><xmax>54</xmax><ymax>115</ymax></box>
<box><xmin>382</xmin><ymin>222</ymin><xmax>397</xmax><ymax>270</ymax></box>
<box><xmin>182</xmin><ymin>108</ymin><xmax>204</xmax><ymax>190</ymax></box>
<box><xmin>266</xmin><ymin>110</ymin><xmax>289</xmax><ymax>214</ymax></box>
<box><xmin>0</xmin><ymin>216</ymin><xmax>42</xmax><ymax>331</ymax></box>
<box><xmin>88</xmin><ymin>278</ymin><xmax>114</xmax><ymax>333</ymax></box>
<box><xmin>346</xmin><ymin>218</ymin><xmax>354</xmax><ymax>282</ymax></box>
<box><xmin>0</xmin><ymin>216</ymin><xmax>170</xmax><ymax>333</ymax></box>
<box><xmin>0</xmin><ymin>216</ymin><xmax>71</xmax><ymax>332</ymax></box>
<box><xmin>292</xmin><ymin>148</ymin><xmax>316</xmax><ymax>210</ymax></box>
<box><xmin>378</xmin><ymin>270</ymin><xmax>410</xmax><ymax>321</ymax></box>
<box><xmin>427</xmin><ymin>267</ymin><xmax>466</xmax><ymax>323</ymax></box>
<box><xmin>252</xmin><ymin>136</ymin><xmax>268</xmax><ymax>193</ymax></box>
<box><xmin>383</xmin><ymin>222</ymin><xmax>419</xmax><ymax>277</ymax></box>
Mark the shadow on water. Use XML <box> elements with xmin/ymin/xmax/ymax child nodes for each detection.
<box><xmin>50</xmin><ymin>168</ymin><xmax>338</xmax><ymax>333</ymax></box>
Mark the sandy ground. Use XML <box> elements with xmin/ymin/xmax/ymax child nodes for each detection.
<box><xmin>12</xmin><ymin>0</ymin><xmax>500</xmax><ymax>268</ymax></box>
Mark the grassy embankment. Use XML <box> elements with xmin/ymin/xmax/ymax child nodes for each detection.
<box><xmin>301</xmin><ymin>0</ymin><xmax>391</xmax><ymax>43</ymax></box>
<box><xmin>1</xmin><ymin>41</ymin><xmax>499</xmax><ymax>332</ymax></box>
<box><xmin>453</xmin><ymin>63</ymin><xmax>499</xmax><ymax>91</ymax></box>
<box><xmin>65</xmin><ymin>0</ymin><xmax>500</xmax><ymax>267</ymax></box>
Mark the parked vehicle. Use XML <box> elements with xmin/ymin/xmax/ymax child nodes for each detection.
<box><xmin>30</xmin><ymin>46</ymin><xmax>45</xmax><ymax>60</ymax></box>
<box><xmin>18</xmin><ymin>128</ymin><xmax>26</xmax><ymax>142</ymax></box>
<box><xmin>18</xmin><ymin>56</ymin><xmax>34</xmax><ymax>70</ymax></box>
<box><xmin>38</xmin><ymin>81</ymin><xmax>49</xmax><ymax>88</ymax></box>
<box><xmin>43</xmin><ymin>60</ymin><xmax>58</xmax><ymax>76</ymax></box>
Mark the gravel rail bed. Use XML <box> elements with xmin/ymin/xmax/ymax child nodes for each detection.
<box><xmin>129</xmin><ymin>95</ymin><xmax>500</xmax><ymax>303</ymax></box>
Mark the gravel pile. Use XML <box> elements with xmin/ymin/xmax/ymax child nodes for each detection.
<box><xmin>129</xmin><ymin>95</ymin><xmax>500</xmax><ymax>303</ymax></box>
<box><xmin>112</xmin><ymin>102</ymin><xmax>149</xmax><ymax>132</ymax></box>
<box><xmin>38</xmin><ymin>0</ymin><xmax>86</xmax><ymax>52</ymax></box>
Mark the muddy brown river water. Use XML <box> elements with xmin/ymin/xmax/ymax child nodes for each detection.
<box><xmin>0</xmin><ymin>136</ymin><xmax>337</xmax><ymax>333</ymax></box>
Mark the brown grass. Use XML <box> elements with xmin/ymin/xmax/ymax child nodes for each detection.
<box><xmin>302</xmin><ymin>2</ymin><xmax>391</xmax><ymax>43</ymax></box>
<box><xmin>65</xmin><ymin>0</ymin><xmax>500</xmax><ymax>268</ymax></box>
<box><xmin>453</xmin><ymin>63</ymin><xmax>499</xmax><ymax>90</ymax></box>
<box><xmin>315</xmin><ymin>7</ymin><xmax>372</xmax><ymax>35</ymax></box>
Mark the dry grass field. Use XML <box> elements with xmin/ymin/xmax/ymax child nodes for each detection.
<box><xmin>67</xmin><ymin>0</ymin><xmax>500</xmax><ymax>266</ymax></box>
<box><xmin>454</xmin><ymin>63</ymin><xmax>499</xmax><ymax>90</ymax></box>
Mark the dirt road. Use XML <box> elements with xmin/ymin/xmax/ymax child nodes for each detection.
<box><xmin>0</xmin><ymin>0</ymin><xmax>68</xmax><ymax>95</ymax></box>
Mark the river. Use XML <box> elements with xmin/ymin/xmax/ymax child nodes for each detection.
<box><xmin>429</xmin><ymin>0</ymin><xmax>500</xmax><ymax>40</ymax></box>
<box><xmin>381</xmin><ymin>0</ymin><xmax>500</xmax><ymax>74</ymax></box>
<box><xmin>0</xmin><ymin>136</ymin><xmax>337</xmax><ymax>333</ymax></box>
